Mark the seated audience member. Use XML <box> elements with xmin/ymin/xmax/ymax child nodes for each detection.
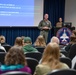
<box><xmin>23</xmin><ymin>37</ymin><xmax>38</xmax><ymax>53</ymax></box>
<box><xmin>34</xmin><ymin>35</ymin><xmax>46</xmax><ymax>47</ymax></box>
<box><xmin>21</xmin><ymin>36</ymin><xmax>26</xmax><ymax>46</ymax></box>
<box><xmin>34</xmin><ymin>43</ymin><xmax>69</xmax><ymax>75</ymax></box>
<box><xmin>72</xmin><ymin>30</ymin><xmax>76</xmax><ymax>36</ymax></box>
<box><xmin>56</xmin><ymin>17</ymin><xmax>63</xmax><ymax>27</ymax></box>
<box><xmin>50</xmin><ymin>36</ymin><xmax>66</xmax><ymax>50</ymax></box>
<box><xmin>65</xmin><ymin>35</ymin><xmax>76</xmax><ymax>52</ymax></box>
<box><xmin>0</xmin><ymin>35</ymin><xmax>10</xmax><ymax>46</ymax></box>
<box><xmin>0</xmin><ymin>37</ymin><xmax>6</xmax><ymax>52</ymax></box>
<box><xmin>50</xmin><ymin>36</ymin><xmax>60</xmax><ymax>44</ymax></box>
<box><xmin>50</xmin><ymin>36</ymin><xmax>67</xmax><ymax>57</ymax></box>
<box><xmin>0</xmin><ymin>43</ymin><xmax>6</xmax><ymax>52</ymax></box>
<box><xmin>14</xmin><ymin>37</ymin><xmax>23</xmax><ymax>47</ymax></box>
<box><xmin>69</xmin><ymin>43</ymin><xmax>76</xmax><ymax>60</ymax></box>
<box><xmin>0</xmin><ymin>46</ymin><xmax>31</xmax><ymax>74</ymax></box>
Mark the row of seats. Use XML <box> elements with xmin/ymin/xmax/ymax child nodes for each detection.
<box><xmin>1</xmin><ymin>69</ymin><xmax>76</xmax><ymax>75</ymax></box>
<box><xmin>0</xmin><ymin>52</ymin><xmax>74</xmax><ymax>72</ymax></box>
<box><xmin>0</xmin><ymin>46</ymin><xmax>45</xmax><ymax>53</ymax></box>
<box><xmin>0</xmin><ymin>46</ymin><xmax>69</xmax><ymax>57</ymax></box>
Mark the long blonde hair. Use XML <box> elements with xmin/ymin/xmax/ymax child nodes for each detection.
<box><xmin>41</xmin><ymin>43</ymin><xmax>62</xmax><ymax>70</ymax></box>
<box><xmin>34</xmin><ymin>35</ymin><xmax>46</xmax><ymax>47</ymax></box>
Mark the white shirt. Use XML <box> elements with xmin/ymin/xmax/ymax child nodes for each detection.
<box><xmin>72</xmin><ymin>55</ymin><xmax>76</xmax><ymax>69</ymax></box>
<box><xmin>0</xmin><ymin>43</ymin><xmax>6</xmax><ymax>52</ymax></box>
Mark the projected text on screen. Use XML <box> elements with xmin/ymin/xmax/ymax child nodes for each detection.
<box><xmin>0</xmin><ymin>0</ymin><xmax>34</xmax><ymax>26</ymax></box>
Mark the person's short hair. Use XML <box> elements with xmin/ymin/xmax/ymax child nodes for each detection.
<box><xmin>0</xmin><ymin>35</ymin><xmax>6</xmax><ymax>43</ymax></box>
<box><xmin>24</xmin><ymin>37</ymin><xmax>32</xmax><ymax>43</ymax></box>
<box><xmin>4</xmin><ymin>46</ymin><xmax>27</xmax><ymax>66</ymax></box>
<box><xmin>50</xmin><ymin>36</ymin><xmax>60</xmax><ymax>44</ymax></box>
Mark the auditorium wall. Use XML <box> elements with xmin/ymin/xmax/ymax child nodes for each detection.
<box><xmin>65</xmin><ymin>0</ymin><xmax>76</xmax><ymax>28</ymax></box>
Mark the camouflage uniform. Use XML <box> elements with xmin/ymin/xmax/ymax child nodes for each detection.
<box><xmin>38</xmin><ymin>20</ymin><xmax>52</xmax><ymax>43</ymax></box>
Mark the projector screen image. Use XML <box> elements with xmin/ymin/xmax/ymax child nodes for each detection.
<box><xmin>0</xmin><ymin>0</ymin><xmax>43</xmax><ymax>27</ymax></box>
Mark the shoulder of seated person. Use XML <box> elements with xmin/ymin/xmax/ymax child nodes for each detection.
<box><xmin>60</xmin><ymin>62</ymin><xmax>69</xmax><ymax>69</ymax></box>
<box><xmin>36</xmin><ymin>64</ymin><xmax>50</xmax><ymax>68</ymax></box>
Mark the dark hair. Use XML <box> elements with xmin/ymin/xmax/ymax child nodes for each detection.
<box><xmin>72</xmin><ymin>30</ymin><xmax>76</xmax><ymax>36</ymax></box>
<box><xmin>4</xmin><ymin>46</ymin><xmax>27</xmax><ymax>66</ymax></box>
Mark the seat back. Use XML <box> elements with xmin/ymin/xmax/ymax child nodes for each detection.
<box><xmin>0</xmin><ymin>52</ymin><xmax>6</xmax><ymax>64</ymax></box>
<box><xmin>60</xmin><ymin>57</ymin><xmax>72</xmax><ymax>68</ymax></box>
<box><xmin>60</xmin><ymin>50</ymin><xmax>68</xmax><ymax>57</ymax></box>
<box><xmin>1</xmin><ymin>71</ymin><xmax>31</xmax><ymax>75</ymax></box>
<box><xmin>35</xmin><ymin>47</ymin><xmax>45</xmax><ymax>53</ymax></box>
<box><xmin>26</xmin><ymin>57</ymin><xmax>38</xmax><ymax>75</ymax></box>
<box><xmin>25</xmin><ymin>52</ymin><xmax>42</xmax><ymax>61</ymax></box>
<box><xmin>0</xmin><ymin>49</ymin><xmax>6</xmax><ymax>52</ymax></box>
<box><xmin>47</xmin><ymin>69</ymin><xmax>76</xmax><ymax>75</ymax></box>
<box><xmin>3</xmin><ymin>45</ymin><xmax>11</xmax><ymax>52</ymax></box>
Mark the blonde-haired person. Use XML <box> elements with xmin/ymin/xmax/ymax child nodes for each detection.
<box><xmin>34</xmin><ymin>35</ymin><xmax>46</xmax><ymax>47</ymax></box>
<box><xmin>50</xmin><ymin>36</ymin><xmax>60</xmax><ymax>44</ymax></box>
<box><xmin>50</xmin><ymin>36</ymin><xmax>65</xmax><ymax>50</ymax></box>
<box><xmin>34</xmin><ymin>43</ymin><xmax>69</xmax><ymax>75</ymax></box>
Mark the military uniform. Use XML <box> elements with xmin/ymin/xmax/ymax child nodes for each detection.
<box><xmin>38</xmin><ymin>20</ymin><xmax>52</xmax><ymax>43</ymax></box>
<box><xmin>56</xmin><ymin>22</ymin><xmax>62</xmax><ymax>27</ymax></box>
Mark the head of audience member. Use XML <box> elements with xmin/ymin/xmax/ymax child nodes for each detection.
<box><xmin>14</xmin><ymin>37</ymin><xmax>23</xmax><ymax>47</ymax></box>
<box><xmin>50</xmin><ymin>36</ymin><xmax>60</xmax><ymax>44</ymax></box>
<box><xmin>24</xmin><ymin>37</ymin><xmax>32</xmax><ymax>46</ymax></box>
<box><xmin>41</xmin><ymin>43</ymin><xmax>63</xmax><ymax>69</ymax></box>
<box><xmin>4</xmin><ymin>46</ymin><xmax>27</xmax><ymax>66</ymax></box>
<box><xmin>34</xmin><ymin>35</ymin><xmax>46</xmax><ymax>47</ymax></box>
<box><xmin>69</xmin><ymin>35</ymin><xmax>76</xmax><ymax>44</ymax></box>
<box><xmin>72</xmin><ymin>30</ymin><xmax>76</xmax><ymax>36</ymax></box>
<box><xmin>21</xmin><ymin>36</ymin><xmax>26</xmax><ymax>45</ymax></box>
<box><xmin>0</xmin><ymin>35</ymin><xmax>6</xmax><ymax>44</ymax></box>
<box><xmin>44</xmin><ymin>14</ymin><xmax>49</xmax><ymax>20</ymax></box>
<box><xmin>59</xmin><ymin>17</ymin><xmax>62</xmax><ymax>22</ymax></box>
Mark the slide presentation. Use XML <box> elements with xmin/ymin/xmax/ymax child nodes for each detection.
<box><xmin>0</xmin><ymin>0</ymin><xmax>43</xmax><ymax>27</ymax></box>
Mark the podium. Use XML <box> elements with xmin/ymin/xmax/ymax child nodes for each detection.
<box><xmin>54</xmin><ymin>26</ymin><xmax>75</xmax><ymax>45</ymax></box>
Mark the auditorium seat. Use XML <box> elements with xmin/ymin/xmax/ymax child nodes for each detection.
<box><xmin>26</xmin><ymin>57</ymin><xmax>38</xmax><ymax>75</ymax></box>
<box><xmin>1</xmin><ymin>71</ymin><xmax>31</xmax><ymax>75</ymax></box>
<box><xmin>69</xmin><ymin>44</ymin><xmax>76</xmax><ymax>60</ymax></box>
<box><xmin>25</xmin><ymin>52</ymin><xmax>42</xmax><ymax>61</ymax></box>
<box><xmin>35</xmin><ymin>47</ymin><xmax>45</xmax><ymax>53</ymax></box>
<box><xmin>59</xmin><ymin>57</ymin><xmax>72</xmax><ymax>68</ymax></box>
<box><xmin>60</xmin><ymin>50</ymin><xmax>68</xmax><ymax>57</ymax></box>
<box><xmin>0</xmin><ymin>49</ymin><xmax>6</xmax><ymax>52</ymax></box>
<box><xmin>0</xmin><ymin>52</ymin><xmax>6</xmax><ymax>64</ymax></box>
<box><xmin>3</xmin><ymin>45</ymin><xmax>11</xmax><ymax>52</ymax></box>
<box><xmin>47</xmin><ymin>69</ymin><xmax>76</xmax><ymax>75</ymax></box>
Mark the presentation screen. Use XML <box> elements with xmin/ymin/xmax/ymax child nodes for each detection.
<box><xmin>0</xmin><ymin>0</ymin><xmax>43</xmax><ymax>27</ymax></box>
